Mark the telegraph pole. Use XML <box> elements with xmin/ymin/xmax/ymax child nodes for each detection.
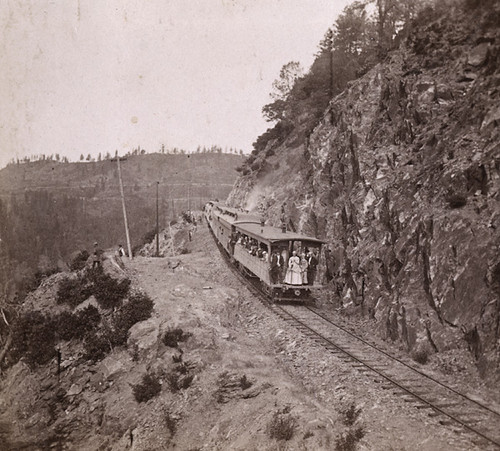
<box><xmin>329</xmin><ymin>28</ymin><xmax>334</xmax><ymax>99</ymax></box>
<box><xmin>187</xmin><ymin>154</ymin><xmax>191</xmax><ymax>212</ymax></box>
<box><xmin>112</xmin><ymin>153</ymin><xmax>132</xmax><ymax>260</ymax></box>
<box><xmin>156</xmin><ymin>181</ymin><xmax>160</xmax><ymax>257</ymax></box>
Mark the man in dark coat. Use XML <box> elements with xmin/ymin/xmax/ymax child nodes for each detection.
<box><xmin>92</xmin><ymin>242</ymin><xmax>103</xmax><ymax>269</ymax></box>
<box><xmin>307</xmin><ymin>249</ymin><xmax>318</xmax><ymax>285</ymax></box>
<box><xmin>269</xmin><ymin>251</ymin><xmax>279</xmax><ymax>284</ymax></box>
<box><xmin>277</xmin><ymin>250</ymin><xmax>286</xmax><ymax>282</ymax></box>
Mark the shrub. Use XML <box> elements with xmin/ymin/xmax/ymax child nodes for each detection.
<box><xmin>239</xmin><ymin>374</ymin><xmax>253</xmax><ymax>390</ymax></box>
<box><xmin>164</xmin><ymin>411</ymin><xmax>178</xmax><ymax>436</ymax></box>
<box><xmin>70</xmin><ymin>250</ymin><xmax>90</xmax><ymax>271</ymax></box>
<box><xmin>250</xmin><ymin>161</ymin><xmax>261</xmax><ymax>172</ymax></box>
<box><xmin>8</xmin><ymin>311</ymin><xmax>57</xmax><ymax>367</ymax></box>
<box><xmin>411</xmin><ymin>348</ymin><xmax>429</xmax><ymax>364</ymax></box>
<box><xmin>87</xmin><ymin>270</ymin><xmax>131</xmax><ymax>310</ymax></box>
<box><xmin>172</xmin><ymin>353</ymin><xmax>183</xmax><ymax>363</ymax></box>
<box><xmin>58</xmin><ymin>269</ymin><xmax>131</xmax><ymax>310</ymax></box>
<box><xmin>111</xmin><ymin>291</ymin><xmax>154</xmax><ymax>346</ymax></box>
<box><xmin>340</xmin><ymin>403</ymin><xmax>361</xmax><ymax>427</ymax></box>
<box><xmin>214</xmin><ymin>372</ymin><xmax>253</xmax><ymax>403</ymax></box>
<box><xmin>166</xmin><ymin>371</ymin><xmax>194</xmax><ymax>392</ymax></box>
<box><xmin>56</xmin><ymin>275</ymin><xmax>87</xmax><ymax>308</ymax></box>
<box><xmin>180</xmin><ymin>374</ymin><xmax>194</xmax><ymax>389</ymax></box>
<box><xmin>55</xmin><ymin>311</ymin><xmax>82</xmax><ymax>341</ymax></box>
<box><xmin>335</xmin><ymin>426</ymin><xmax>365</xmax><ymax>451</ymax></box>
<box><xmin>142</xmin><ymin>229</ymin><xmax>158</xmax><ymax>244</ymax></box>
<box><xmin>132</xmin><ymin>228</ymin><xmax>158</xmax><ymax>255</ymax></box>
<box><xmin>162</xmin><ymin>328</ymin><xmax>191</xmax><ymax>348</ymax></box>
<box><xmin>133</xmin><ymin>373</ymin><xmax>162</xmax><ymax>403</ymax></box>
<box><xmin>55</xmin><ymin>306</ymin><xmax>101</xmax><ymax>341</ymax></box>
<box><xmin>79</xmin><ymin>304</ymin><xmax>101</xmax><ymax>326</ymax></box>
<box><xmin>83</xmin><ymin>332</ymin><xmax>112</xmax><ymax>363</ymax></box>
<box><xmin>166</xmin><ymin>372</ymin><xmax>181</xmax><ymax>392</ymax></box>
<box><xmin>267</xmin><ymin>407</ymin><xmax>297</xmax><ymax>441</ymax></box>
<box><xmin>175</xmin><ymin>362</ymin><xmax>189</xmax><ymax>375</ymax></box>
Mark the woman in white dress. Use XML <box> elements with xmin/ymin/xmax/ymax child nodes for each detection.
<box><xmin>284</xmin><ymin>251</ymin><xmax>302</xmax><ymax>285</ymax></box>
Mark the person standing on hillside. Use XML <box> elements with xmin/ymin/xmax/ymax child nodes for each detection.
<box><xmin>115</xmin><ymin>244</ymin><xmax>126</xmax><ymax>269</ymax></box>
<box><xmin>92</xmin><ymin>242</ymin><xmax>103</xmax><ymax>269</ymax></box>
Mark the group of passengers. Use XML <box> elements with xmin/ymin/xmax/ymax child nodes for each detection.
<box><xmin>270</xmin><ymin>248</ymin><xmax>319</xmax><ymax>286</ymax></box>
<box><xmin>230</xmin><ymin>231</ymin><xmax>319</xmax><ymax>286</ymax></box>
<box><xmin>231</xmin><ymin>233</ymin><xmax>269</xmax><ymax>261</ymax></box>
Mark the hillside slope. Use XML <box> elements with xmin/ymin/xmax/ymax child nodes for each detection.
<box><xmin>227</xmin><ymin>2</ymin><xmax>500</xmax><ymax>380</ymax></box>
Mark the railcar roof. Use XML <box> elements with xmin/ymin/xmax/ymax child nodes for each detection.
<box><xmin>235</xmin><ymin>222</ymin><xmax>325</xmax><ymax>244</ymax></box>
<box><xmin>212</xmin><ymin>204</ymin><xmax>262</xmax><ymax>225</ymax></box>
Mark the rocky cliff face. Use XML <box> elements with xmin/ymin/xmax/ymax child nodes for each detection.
<box><xmin>228</xmin><ymin>2</ymin><xmax>500</xmax><ymax>379</ymax></box>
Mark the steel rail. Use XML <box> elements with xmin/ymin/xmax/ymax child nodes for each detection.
<box><xmin>276</xmin><ymin>304</ymin><xmax>500</xmax><ymax>449</ymax></box>
<box><xmin>304</xmin><ymin>305</ymin><xmax>500</xmax><ymax>419</ymax></box>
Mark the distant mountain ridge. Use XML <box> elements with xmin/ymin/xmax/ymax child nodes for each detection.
<box><xmin>0</xmin><ymin>152</ymin><xmax>243</xmax><ymax>297</ymax></box>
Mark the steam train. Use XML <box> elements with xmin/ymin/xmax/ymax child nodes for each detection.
<box><xmin>205</xmin><ymin>201</ymin><xmax>325</xmax><ymax>301</ymax></box>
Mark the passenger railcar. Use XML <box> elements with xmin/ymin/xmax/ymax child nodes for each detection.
<box><xmin>205</xmin><ymin>201</ymin><xmax>325</xmax><ymax>301</ymax></box>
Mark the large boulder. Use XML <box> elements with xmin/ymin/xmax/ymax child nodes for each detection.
<box><xmin>127</xmin><ymin>319</ymin><xmax>161</xmax><ymax>361</ymax></box>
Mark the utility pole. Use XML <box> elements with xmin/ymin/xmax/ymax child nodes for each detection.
<box><xmin>112</xmin><ymin>153</ymin><xmax>132</xmax><ymax>260</ymax></box>
<box><xmin>156</xmin><ymin>181</ymin><xmax>160</xmax><ymax>257</ymax></box>
<box><xmin>329</xmin><ymin>28</ymin><xmax>334</xmax><ymax>99</ymax></box>
<box><xmin>187</xmin><ymin>154</ymin><xmax>191</xmax><ymax>212</ymax></box>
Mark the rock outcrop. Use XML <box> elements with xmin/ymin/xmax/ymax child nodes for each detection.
<box><xmin>228</xmin><ymin>3</ymin><xmax>500</xmax><ymax>379</ymax></box>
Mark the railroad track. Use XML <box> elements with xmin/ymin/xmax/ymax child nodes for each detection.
<box><xmin>208</xmin><ymin>220</ymin><xmax>500</xmax><ymax>448</ymax></box>
<box><xmin>269</xmin><ymin>302</ymin><xmax>500</xmax><ymax>450</ymax></box>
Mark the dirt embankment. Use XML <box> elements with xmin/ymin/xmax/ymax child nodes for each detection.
<box><xmin>0</xmin><ymin>223</ymin><xmax>495</xmax><ymax>450</ymax></box>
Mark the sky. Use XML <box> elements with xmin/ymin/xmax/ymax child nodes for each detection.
<box><xmin>0</xmin><ymin>0</ymin><xmax>351</xmax><ymax>168</ymax></box>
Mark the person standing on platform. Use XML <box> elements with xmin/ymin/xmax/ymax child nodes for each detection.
<box><xmin>284</xmin><ymin>251</ymin><xmax>302</xmax><ymax>285</ymax></box>
<box><xmin>270</xmin><ymin>251</ymin><xmax>280</xmax><ymax>284</ymax></box>
<box><xmin>307</xmin><ymin>249</ymin><xmax>318</xmax><ymax>285</ymax></box>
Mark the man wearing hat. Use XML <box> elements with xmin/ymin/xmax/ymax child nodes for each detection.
<box><xmin>92</xmin><ymin>242</ymin><xmax>102</xmax><ymax>269</ymax></box>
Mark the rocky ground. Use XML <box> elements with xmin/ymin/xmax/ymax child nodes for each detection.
<box><xmin>0</xmin><ymin>222</ymin><xmax>498</xmax><ymax>450</ymax></box>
